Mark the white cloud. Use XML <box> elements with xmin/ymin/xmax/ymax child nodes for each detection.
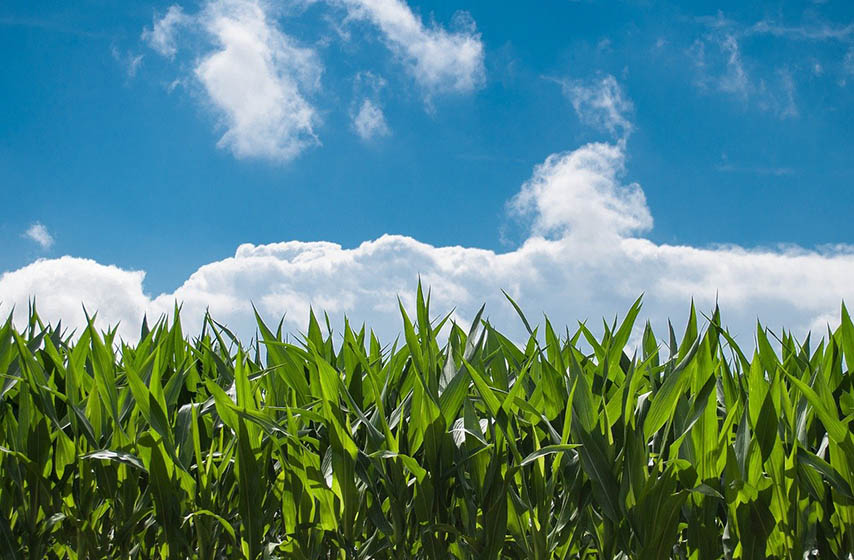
<box><xmin>559</xmin><ymin>75</ymin><xmax>634</xmax><ymax>138</ymax></box>
<box><xmin>145</xmin><ymin>0</ymin><xmax>322</xmax><ymax>162</ymax></box>
<box><xmin>716</xmin><ymin>163</ymin><xmax>794</xmax><ymax>176</ymax></box>
<box><xmin>688</xmin><ymin>13</ymin><xmax>854</xmax><ymax>115</ymax></box>
<box><xmin>111</xmin><ymin>46</ymin><xmax>144</xmax><ymax>78</ymax></box>
<box><xmin>23</xmin><ymin>223</ymin><xmax>54</xmax><ymax>250</ymax></box>
<box><xmin>4</xmin><ymin>139</ymin><xmax>854</xmax><ymax>347</ymax></box>
<box><xmin>509</xmin><ymin>142</ymin><xmax>651</xmax><ymax>241</ymax></box>
<box><xmin>777</xmin><ymin>69</ymin><xmax>798</xmax><ymax>118</ymax></box>
<box><xmin>337</xmin><ymin>0</ymin><xmax>485</xmax><ymax>94</ymax></box>
<box><xmin>352</xmin><ymin>98</ymin><xmax>390</xmax><ymax>139</ymax></box>
<box><xmin>717</xmin><ymin>34</ymin><xmax>749</xmax><ymax>95</ymax></box>
<box><xmin>0</xmin><ymin>258</ymin><xmax>148</xmax><ymax>333</ymax></box>
<box><xmin>195</xmin><ymin>0</ymin><xmax>322</xmax><ymax>161</ymax></box>
<box><xmin>142</xmin><ymin>5</ymin><xmax>190</xmax><ymax>58</ymax></box>
<box><xmin>689</xmin><ymin>31</ymin><xmax>801</xmax><ymax>118</ymax></box>
<box><xmin>143</xmin><ymin>0</ymin><xmax>485</xmax><ymax>160</ymax></box>
<box><xmin>750</xmin><ymin>20</ymin><xmax>854</xmax><ymax>42</ymax></box>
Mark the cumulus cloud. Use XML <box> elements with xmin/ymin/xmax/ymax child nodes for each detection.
<box><xmin>0</xmin><ymin>258</ymin><xmax>148</xmax><ymax>333</ymax></box>
<box><xmin>144</xmin><ymin>0</ymin><xmax>322</xmax><ymax>162</ymax></box>
<box><xmin>195</xmin><ymin>0</ymin><xmax>322</xmax><ymax>161</ymax></box>
<box><xmin>337</xmin><ymin>0</ymin><xmax>485</xmax><ymax>94</ymax></box>
<box><xmin>143</xmin><ymin>0</ymin><xmax>484</xmax><ymax>161</ymax></box>
<box><xmin>352</xmin><ymin>98</ymin><xmax>390</xmax><ymax>139</ymax></box>
<box><xmin>559</xmin><ymin>75</ymin><xmax>634</xmax><ymax>139</ymax></box>
<box><xmin>23</xmin><ymin>223</ymin><xmax>54</xmax><ymax>250</ymax></box>
<box><xmin>3</xmin><ymin>137</ymin><xmax>854</xmax><ymax>347</ymax></box>
<box><xmin>509</xmin><ymin>142</ymin><xmax>651</xmax><ymax>241</ymax></box>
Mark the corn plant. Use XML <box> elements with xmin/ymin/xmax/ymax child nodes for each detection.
<box><xmin>0</xmin><ymin>286</ymin><xmax>853</xmax><ymax>559</ymax></box>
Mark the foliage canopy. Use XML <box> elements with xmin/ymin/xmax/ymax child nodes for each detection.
<box><xmin>1</xmin><ymin>288</ymin><xmax>853</xmax><ymax>558</ymax></box>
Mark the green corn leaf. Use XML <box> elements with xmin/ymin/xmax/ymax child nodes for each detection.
<box><xmin>643</xmin><ymin>333</ymin><xmax>700</xmax><ymax>439</ymax></box>
<box><xmin>786</xmin><ymin>371</ymin><xmax>848</xmax><ymax>444</ymax></box>
<box><xmin>797</xmin><ymin>447</ymin><xmax>854</xmax><ymax>502</ymax></box>
<box><xmin>516</xmin><ymin>444</ymin><xmax>581</xmax><ymax>467</ymax></box>
<box><xmin>82</xmin><ymin>449</ymin><xmax>146</xmax><ymax>471</ymax></box>
<box><xmin>237</xmin><ymin>418</ymin><xmax>264</xmax><ymax>559</ymax></box>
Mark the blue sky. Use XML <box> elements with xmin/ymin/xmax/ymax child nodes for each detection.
<box><xmin>2</xmin><ymin>0</ymin><xmax>854</xmax><ymax>342</ymax></box>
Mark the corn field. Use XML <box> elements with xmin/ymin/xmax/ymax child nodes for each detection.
<box><xmin>1</xmin><ymin>288</ymin><xmax>854</xmax><ymax>559</ymax></box>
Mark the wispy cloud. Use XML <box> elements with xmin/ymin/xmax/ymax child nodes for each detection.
<box><xmin>688</xmin><ymin>32</ymin><xmax>749</xmax><ymax>97</ymax></box>
<box><xmin>717</xmin><ymin>34</ymin><xmax>749</xmax><ymax>95</ymax></box>
<box><xmin>350</xmin><ymin>71</ymin><xmax>390</xmax><ymax>140</ymax></box>
<box><xmin>749</xmin><ymin>20</ymin><xmax>854</xmax><ymax>42</ymax></box>
<box><xmin>843</xmin><ymin>48</ymin><xmax>854</xmax><ymax>84</ymax></box>
<box><xmin>142</xmin><ymin>5</ymin><xmax>190</xmax><ymax>59</ymax></box>
<box><xmin>23</xmin><ymin>223</ymin><xmax>54</xmax><ymax>250</ymax></box>
<box><xmin>687</xmin><ymin>12</ymin><xmax>854</xmax><ymax>113</ymax></box>
<box><xmin>557</xmin><ymin>75</ymin><xmax>634</xmax><ymax>139</ymax></box>
<box><xmin>336</xmin><ymin>0</ymin><xmax>485</xmax><ymax>96</ymax></box>
<box><xmin>775</xmin><ymin>68</ymin><xmax>798</xmax><ymax>118</ymax></box>
<box><xmin>352</xmin><ymin>99</ymin><xmax>389</xmax><ymax>140</ymax></box>
<box><xmin>716</xmin><ymin>164</ymin><xmax>794</xmax><ymax>176</ymax></box>
<box><xmin>688</xmin><ymin>24</ymin><xmax>800</xmax><ymax>118</ymax></box>
<box><xmin>0</xmin><ymin>16</ymin><xmax>101</xmax><ymax>38</ymax></box>
<box><xmin>111</xmin><ymin>46</ymin><xmax>144</xmax><ymax>78</ymax></box>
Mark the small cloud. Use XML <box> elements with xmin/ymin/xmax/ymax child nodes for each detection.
<box><xmin>509</xmin><ymin>142</ymin><xmax>651</xmax><ymax>241</ymax></box>
<box><xmin>690</xmin><ymin>16</ymin><xmax>754</xmax><ymax>98</ymax></box>
<box><xmin>111</xmin><ymin>46</ymin><xmax>143</xmax><ymax>78</ymax></box>
<box><xmin>128</xmin><ymin>54</ymin><xmax>144</xmax><ymax>77</ymax></box>
<box><xmin>717</xmin><ymin>153</ymin><xmax>794</xmax><ymax>175</ymax></box>
<box><xmin>141</xmin><ymin>0</ymin><xmax>486</xmax><ymax>162</ymax></box>
<box><xmin>352</xmin><ymin>99</ymin><xmax>390</xmax><ymax>140</ymax></box>
<box><xmin>142</xmin><ymin>5</ymin><xmax>190</xmax><ymax>59</ymax></box>
<box><xmin>718</xmin><ymin>34</ymin><xmax>749</xmax><ymax>96</ymax></box>
<box><xmin>558</xmin><ymin>74</ymin><xmax>634</xmax><ymax>139</ymax></box>
<box><xmin>777</xmin><ymin>69</ymin><xmax>798</xmax><ymax>118</ymax></box>
<box><xmin>337</xmin><ymin>0</ymin><xmax>485</xmax><ymax>95</ymax></box>
<box><xmin>353</xmin><ymin>70</ymin><xmax>387</xmax><ymax>95</ymax></box>
<box><xmin>23</xmin><ymin>222</ymin><xmax>54</xmax><ymax>249</ymax></box>
<box><xmin>688</xmin><ymin>21</ymin><xmax>803</xmax><ymax>119</ymax></box>
<box><xmin>145</xmin><ymin>0</ymin><xmax>323</xmax><ymax>163</ymax></box>
<box><xmin>194</xmin><ymin>0</ymin><xmax>322</xmax><ymax>162</ymax></box>
<box><xmin>749</xmin><ymin>20</ymin><xmax>854</xmax><ymax>42</ymax></box>
<box><xmin>716</xmin><ymin>164</ymin><xmax>795</xmax><ymax>176</ymax></box>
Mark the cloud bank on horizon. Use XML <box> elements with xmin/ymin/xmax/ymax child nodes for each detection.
<box><xmin>4</xmin><ymin>75</ymin><xmax>853</xmax><ymax>346</ymax></box>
